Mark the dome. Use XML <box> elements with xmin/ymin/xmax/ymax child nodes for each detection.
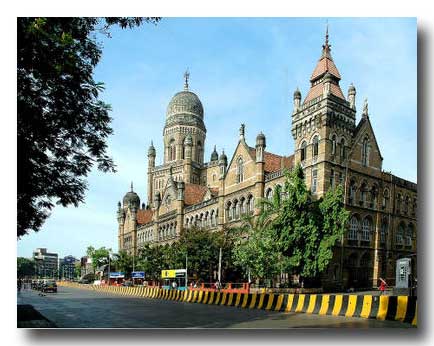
<box><xmin>219</xmin><ymin>151</ymin><xmax>227</xmax><ymax>164</ymax></box>
<box><xmin>210</xmin><ymin>145</ymin><xmax>218</xmax><ymax>162</ymax></box>
<box><xmin>123</xmin><ymin>183</ymin><xmax>140</xmax><ymax>208</ymax></box>
<box><xmin>148</xmin><ymin>141</ymin><xmax>156</xmax><ymax>156</ymax></box>
<box><xmin>166</xmin><ymin>90</ymin><xmax>204</xmax><ymax>119</ymax></box>
<box><xmin>348</xmin><ymin>83</ymin><xmax>356</xmax><ymax>93</ymax></box>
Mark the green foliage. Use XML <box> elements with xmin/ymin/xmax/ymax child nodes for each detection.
<box><xmin>17</xmin><ymin>257</ymin><xmax>35</xmax><ymax>278</ymax></box>
<box><xmin>86</xmin><ymin>246</ymin><xmax>110</xmax><ymax>270</ymax></box>
<box><xmin>232</xmin><ymin>216</ymin><xmax>281</xmax><ymax>283</ymax></box>
<box><xmin>233</xmin><ymin>163</ymin><xmax>350</xmax><ymax>284</ymax></box>
<box><xmin>137</xmin><ymin>226</ymin><xmax>227</xmax><ymax>283</ymax></box>
<box><xmin>112</xmin><ymin>250</ymin><xmax>133</xmax><ymax>276</ymax></box>
<box><xmin>74</xmin><ymin>261</ymin><xmax>81</xmax><ymax>279</ymax></box>
<box><xmin>17</xmin><ymin>17</ymin><xmax>160</xmax><ymax>237</ymax></box>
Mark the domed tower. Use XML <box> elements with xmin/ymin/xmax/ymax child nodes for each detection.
<box><xmin>164</xmin><ymin>71</ymin><xmax>206</xmax><ymax>167</ymax></box>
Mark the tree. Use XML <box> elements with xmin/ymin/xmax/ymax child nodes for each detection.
<box><xmin>112</xmin><ymin>250</ymin><xmax>133</xmax><ymax>277</ymax></box>
<box><xmin>17</xmin><ymin>257</ymin><xmax>35</xmax><ymax>278</ymax></box>
<box><xmin>272</xmin><ymin>164</ymin><xmax>350</xmax><ymax>281</ymax></box>
<box><xmin>86</xmin><ymin>246</ymin><xmax>111</xmax><ymax>271</ymax></box>
<box><xmin>74</xmin><ymin>261</ymin><xmax>81</xmax><ymax>279</ymax></box>
<box><xmin>17</xmin><ymin>17</ymin><xmax>160</xmax><ymax>237</ymax></box>
<box><xmin>232</xmin><ymin>216</ymin><xmax>281</xmax><ymax>285</ymax></box>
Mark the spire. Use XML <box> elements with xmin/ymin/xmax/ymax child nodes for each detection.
<box><xmin>130</xmin><ymin>181</ymin><xmax>134</xmax><ymax>192</ymax></box>
<box><xmin>184</xmin><ymin>69</ymin><xmax>190</xmax><ymax>90</ymax></box>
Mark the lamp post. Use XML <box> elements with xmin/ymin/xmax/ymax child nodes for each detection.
<box><xmin>108</xmin><ymin>250</ymin><xmax>112</xmax><ymax>286</ymax></box>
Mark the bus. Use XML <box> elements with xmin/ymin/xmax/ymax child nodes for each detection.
<box><xmin>161</xmin><ymin>269</ymin><xmax>187</xmax><ymax>291</ymax></box>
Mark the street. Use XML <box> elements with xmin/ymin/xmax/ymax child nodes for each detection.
<box><xmin>17</xmin><ymin>286</ymin><xmax>413</xmax><ymax>328</ymax></box>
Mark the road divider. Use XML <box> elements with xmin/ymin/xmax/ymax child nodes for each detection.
<box><xmin>57</xmin><ymin>281</ymin><xmax>417</xmax><ymax>326</ymax></box>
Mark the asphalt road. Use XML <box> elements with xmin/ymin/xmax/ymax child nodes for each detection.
<box><xmin>17</xmin><ymin>286</ymin><xmax>412</xmax><ymax>328</ymax></box>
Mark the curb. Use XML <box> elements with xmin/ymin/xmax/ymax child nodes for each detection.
<box><xmin>58</xmin><ymin>282</ymin><xmax>417</xmax><ymax>326</ymax></box>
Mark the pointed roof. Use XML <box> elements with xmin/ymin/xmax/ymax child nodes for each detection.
<box><xmin>184</xmin><ymin>183</ymin><xmax>208</xmax><ymax>206</ymax></box>
<box><xmin>248</xmin><ymin>147</ymin><xmax>294</xmax><ymax>173</ymax></box>
<box><xmin>304</xmin><ymin>27</ymin><xmax>345</xmax><ymax>104</ymax></box>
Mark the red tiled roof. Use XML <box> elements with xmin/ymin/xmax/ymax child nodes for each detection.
<box><xmin>304</xmin><ymin>81</ymin><xmax>345</xmax><ymax>104</ymax></box>
<box><xmin>249</xmin><ymin>148</ymin><xmax>294</xmax><ymax>173</ymax></box>
<box><xmin>184</xmin><ymin>183</ymin><xmax>208</xmax><ymax>206</ymax></box>
<box><xmin>310</xmin><ymin>54</ymin><xmax>341</xmax><ymax>81</ymax></box>
<box><xmin>137</xmin><ymin>209</ymin><xmax>153</xmax><ymax>225</ymax></box>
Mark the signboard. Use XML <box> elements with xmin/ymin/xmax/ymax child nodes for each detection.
<box><xmin>132</xmin><ymin>271</ymin><xmax>145</xmax><ymax>278</ymax></box>
<box><xmin>161</xmin><ymin>270</ymin><xmax>176</xmax><ymax>278</ymax></box>
<box><xmin>109</xmin><ymin>272</ymin><xmax>125</xmax><ymax>278</ymax></box>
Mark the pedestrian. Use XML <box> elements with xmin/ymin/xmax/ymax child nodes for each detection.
<box><xmin>379</xmin><ymin>277</ymin><xmax>387</xmax><ymax>295</ymax></box>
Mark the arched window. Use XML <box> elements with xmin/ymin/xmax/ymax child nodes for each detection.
<box><xmin>371</xmin><ymin>185</ymin><xmax>378</xmax><ymax>209</ymax></box>
<box><xmin>396</xmin><ymin>194</ymin><xmax>402</xmax><ymax>213</ymax></box>
<box><xmin>312</xmin><ymin>136</ymin><xmax>319</xmax><ymax>158</ymax></box>
<box><xmin>265</xmin><ymin>188</ymin><xmax>273</xmax><ymax>201</ymax></box>
<box><xmin>404</xmin><ymin>196</ymin><xmax>410</xmax><ymax>214</ymax></box>
<box><xmin>247</xmin><ymin>195</ymin><xmax>254</xmax><ymax>214</ymax></box>
<box><xmin>331</xmin><ymin>135</ymin><xmax>337</xmax><ymax>155</ymax></box>
<box><xmin>233</xmin><ymin>200</ymin><xmax>239</xmax><ymax>219</ymax></box>
<box><xmin>300</xmin><ymin>141</ymin><xmax>307</xmax><ymax>161</ymax></box>
<box><xmin>349</xmin><ymin>180</ymin><xmax>357</xmax><ymax>204</ymax></box>
<box><xmin>169</xmin><ymin>139</ymin><xmax>176</xmax><ymax>161</ymax></box>
<box><xmin>396</xmin><ymin>223</ymin><xmax>405</xmax><ymax>245</ymax></box>
<box><xmin>380</xmin><ymin>220</ymin><xmax>388</xmax><ymax>244</ymax></box>
<box><xmin>360</xmin><ymin>182</ymin><xmax>368</xmax><ymax>207</ymax></box>
<box><xmin>311</xmin><ymin>168</ymin><xmax>318</xmax><ymax>193</ymax></box>
<box><xmin>361</xmin><ymin>217</ymin><xmax>372</xmax><ymax>242</ymax></box>
<box><xmin>240</xmin><ymin>197</ymin><xmax>246</xmax><ymax>215</ymax></box>
<box><xmin>382</xmin><ymin>189</ymin><xmax>390</xmax><ymax>210</ymax></box>
<box><xmin>340</xmin><ymin>139</ymin><xmax>346</xmax><ymax>160</ymax></box>
<box><xmin>236</xmin><ymin>157</ymin><xmax>244</xmax><ymax>183</ymax></box>
<box><xmin>349</xmin><ymin>216</ymin><xmax>359</xmax><ymax>240</ymax></box>
<box><xmin>197</xmin><ymin>141</ymin><xmax>203</xmax><ymax>164</ymax></box>
<box><xmin>226</xmin><ymin>202</ymin><xmax>232</xmax><ymax>221</ymax></box>
<box><xmin>362</xmin><ymin>137</ymin><xmax>369</xmax><ymax>166</ymax></box>
<box><xmin>406</xmin><ymin>224</ymin><xmax>414</xmax><ymax>246</ymax></box>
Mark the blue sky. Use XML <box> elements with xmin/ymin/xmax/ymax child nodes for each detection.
<box><xmin>17</xmin><ymin>17</ymin><xmax>417</xmax><ymax>259</ymax></box>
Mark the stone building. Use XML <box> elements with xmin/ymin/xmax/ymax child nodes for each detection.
<box><xmin>117</xmin><ymin>30</ymin><xmax>417</xmax><ymax>289</ymax></box>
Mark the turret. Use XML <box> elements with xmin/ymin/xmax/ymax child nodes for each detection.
<box><xmin>255</xmin><ymin>132</ymin><xmax>266</xmax><ymax>162</ymax></box>
<box><xmin>148</xmin><ymin>141</ymin><xmax>156</xmax><ymax>168</ymax></box>
<box><xmin>293</xmin><ymin>88</ymin><xmax>301</xmax><ymax>113</ymax></box>
<box><xmin>210</xmin><ymin>145</ymin><xmax>218</xmax><ymax>162</ymax></box>
<box><xmin>348</xmin><ymin>83</ymin><xmax>356</xmax><ymax>110</ymax></box>
<box><xmin>362</xmin><ymin>98</ymin><xmax>369</xmax><ymax>119</ymax></box>
<box><xmin>218</xmin><ymin>150</ymin><xmax>228</xmax><ymax>179</ymax></box>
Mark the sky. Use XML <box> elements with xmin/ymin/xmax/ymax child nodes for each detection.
<box><xmin>17</xmin><ymin>17</ymin><xmax>417</xmax><ymax>260</ymax></box>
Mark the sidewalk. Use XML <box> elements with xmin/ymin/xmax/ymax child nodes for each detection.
<box><xmin>17</xmin><ymin>289</ymin><xmax>57</xmax><ymax>328</ymax></box>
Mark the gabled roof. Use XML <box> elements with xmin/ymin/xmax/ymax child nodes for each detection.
<box><xmin>137</xmin><ymin>209</ymin><xmax>153</xmax><ymax>225</ymax></box>
<box><xmin>352</xmin><ymin>115</ymin><xmax>384</xmax><ymax>161</ymax></box>
<box><xmin>184</xmin><ymin>183</ymin><xmax>208</xmax><ymax>206</ymax></box>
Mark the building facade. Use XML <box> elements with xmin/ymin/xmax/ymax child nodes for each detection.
<box><xmin>59</xmin><ymin>255</ymin><xmax>79</xmax><ymax>280</ymax></box>
<box><xmin>117</xmin><ymin>31</ymin><xmax>417</xmax><ymax>289</ymax></box>
<box><xmin>33</xmin><ymin>248</ymin><xmax>59</xmax><ymax>279</ymax></box>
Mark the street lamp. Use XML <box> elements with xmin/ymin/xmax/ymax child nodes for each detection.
<box><xmin>107</xmin><ymin>249</ymin><xmax>112</xmax><ymax>286</ymax></box>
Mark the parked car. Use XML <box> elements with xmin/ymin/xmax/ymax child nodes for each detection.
<box><xmin>41</xmin><ymin>280</ymin><xmax>57</xmax><ymax>293</ymax></box>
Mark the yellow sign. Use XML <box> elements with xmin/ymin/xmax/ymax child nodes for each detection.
<box><xmin>161</xmin><ymin>270</ymin><xmax>176</xmax><ymax>278</ymax></box>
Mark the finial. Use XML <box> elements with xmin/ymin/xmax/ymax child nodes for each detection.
<box><xmin>239</xmin><ymin>123</ymin><xmax>245</xmax><ymax>139</ymax></box>
<box><xmin>322</xmin><ymin>21</ymin><xmax>331</xmax><ymax>56</ymax></box>
<box><xmin>362</xmin><ymin>98</ymin><xmax>369</xmax><ymax>117</ymax></box>
<box><xmin>151</xmin><ymin>140</ymin><xmax>153</xmax><ymax>146</ymax></box>
<box><xmin>184</xmin><ymin>69</ymin><xmax>190</xmax><ymax>90</ymax></box>
<box><xmin>130</xmin><ymin>181</ymin><xmax>133</xmax><ymax>192</ymax></box>
<box><xmin>325</xmin><ymin>20</ymin><xmax>329</xmax><ymax>47</ymax></box>
<box><xmin>214</xmin><ymin>145</ymin><xmax>217</xmax><ymax>151</ymax></box>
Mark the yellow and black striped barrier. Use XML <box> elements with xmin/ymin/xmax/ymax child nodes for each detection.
<box><xmin>57</xmin><ymin>282</ymin><xmax>417</xmax><ymax>326</ymax></box>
